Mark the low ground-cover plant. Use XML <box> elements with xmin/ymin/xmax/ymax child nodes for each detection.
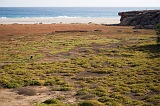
<box><xmin>43</xmin><ymin>98</ymin><xmax>62</xmax><ymax>104</ymax></box>
<box><xmin>0</xmin><ymin>27</ymin><xmax>159</xmax><ymax>105</ymax></box>
<box><xmin>52</xmin><ymin>86</ymin><xmax>72</xmax><ymax>91</ymax></box>
<box><xmin>156</xmin><ymin>23</ymin><xmax>160</xmax><ymax>44</ymax></box>
<box><xmin>78</xmin><ymin>100</ymin><xmax>105</xmax><ymax>106</ymax></box>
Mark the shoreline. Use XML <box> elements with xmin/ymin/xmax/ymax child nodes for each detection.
<box><xmin>0</xmin><ymin>17</ymin><xmax>120</xmax><ymax>24</ymax></box>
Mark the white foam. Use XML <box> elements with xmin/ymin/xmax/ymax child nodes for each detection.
<box><xmin>0</xmin><ymin>17</ymin><xmax>7</xmax><ymax>19</ymax></box>
<box><xmin>55</xmin><ymin>16</ymin><xmax>80</xmax><ymax>18</ymax></box>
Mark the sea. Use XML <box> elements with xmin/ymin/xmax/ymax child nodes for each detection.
<box><xmin>0</xmin><ymin>7</ymin><xmax>160</xmax><ymax>19</ymax></box>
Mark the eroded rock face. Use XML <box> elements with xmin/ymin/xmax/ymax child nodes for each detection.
<box><xmin>118</xmin><ymin>10</ymin><xmax>160</xmax><ymax>27</ymax></box>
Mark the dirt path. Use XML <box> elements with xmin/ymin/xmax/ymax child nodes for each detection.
<box><xmin>0</xmin><ymin>86</ymin><xmax>76</xmax><ymax>106</ymax></box>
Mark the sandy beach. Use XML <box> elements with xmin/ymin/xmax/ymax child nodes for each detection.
<box><xmin>0</xmin><ymin>17</ymin><xmax>120</xmax><ymax>24</ymax></box>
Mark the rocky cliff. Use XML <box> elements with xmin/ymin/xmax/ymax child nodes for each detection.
<box><xmin>118</xmin><ymin>10</ymin><xmax>160</xmax><ymax>28</ymax></box>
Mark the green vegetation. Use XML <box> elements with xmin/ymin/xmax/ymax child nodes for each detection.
<box><xmin>156</xmin><ymin>23</ymin><xmax>160</xmax><ymax>44</ymax></box>
<box><xmin>35</xmin><ymin>98</ymin><xmax>67</xmax><ymax>106</ymax></box>
<box><xmin>78</xmin><ymin>100</ymin><xmax>105</xmax><ymax>106</ymax></box>
<box><xmin>156</xmin><ymin>23</ymin><xmax>160</xmax><ymax>35</ymax></box>
<box><xmin>43</xmin><ymin>99</ymin><xmax>62</xmax><ymax>104</ymax></box>
<box><xmin>0</xmin><ymin>26</ymin><xmax>159</xmax><ymax>106</ymax></box>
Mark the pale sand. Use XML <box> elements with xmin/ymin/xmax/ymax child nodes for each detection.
<box><xmin>0</xmin><ymin>17</ymin><xmax>120</xmax><ymax>24</ymax></box>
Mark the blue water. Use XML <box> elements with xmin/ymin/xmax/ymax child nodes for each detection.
<box><xmin>0</xmin><ymin>7</ymin><xmax>160</xmax><ymax>18</ymax></box>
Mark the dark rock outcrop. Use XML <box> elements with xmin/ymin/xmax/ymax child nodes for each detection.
<box><xmin>54</xmin><ymin>30</ymin><xmax>102</xmax><ymax>33</ymax></box>
<box><xmin>118</xmin><ymin>10</ymin><xmax>160</xmax><ymax>28</ymax></box>
<box><xmin>55</xmin><ymin>30</ymin><xmax>88</xmax><ymax>33</ymax></box>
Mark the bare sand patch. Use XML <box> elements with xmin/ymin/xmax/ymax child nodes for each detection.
<box><xmin>0</xmin><ymin>86</ymin><xmax>76</xmax><ymax>106</ymax></box>
<box><xmin>0</xmin><ymin>17</ymin><xmax>120</xmax><ymax>24</ymax></box>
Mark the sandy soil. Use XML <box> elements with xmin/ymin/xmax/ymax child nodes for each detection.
<box><xmin>0</xmin><ymin>24</ymin><xmax>134</xmax><ymax>36</ymax></box>
<box><xmin>0</xmin><ymin>86</ymin><xmax>76</xmax><ymax>106</ymax></box>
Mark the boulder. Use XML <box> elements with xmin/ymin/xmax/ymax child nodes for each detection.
<box><xmin>118</xmin><ymin>10</ymin><xmax>160</xmax><ymax>29</ymax></box>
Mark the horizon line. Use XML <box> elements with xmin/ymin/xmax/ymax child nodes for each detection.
<box><xmin>0</xmin><ymin>6</ymin><xmax>160</xmax><ymax>8</ymax></box>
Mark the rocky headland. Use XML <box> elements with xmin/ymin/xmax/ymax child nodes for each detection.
<box><xmin>118</xmin><ymin>10</ymin><xmax>160</xmax><ymax>29</ymax></box>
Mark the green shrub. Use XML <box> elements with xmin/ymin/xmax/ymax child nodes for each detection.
<box><xmin>146</xmin><ymin>95</ymin><xmax>160</xmax><ymax>105</ymax></box>
<box><xmin>92</xmin><ymin>86</ymin><xmax>108</xmax><ymax>97</ymax></box>
<box><xmin>76</xmin><ymin>88</ymin><xmax>96</xmax><ymax>99</ymax></box>
<box><xmin>156</xmin><ymin>24</ymin><xmax>160</xmax><ymax>44</ymax></box>
<box><xmin>157</xmin><ymin>36</ymin><xmax>160</xmax><ymax>44</ymax></box>
<box><xmin>23</xmin><ymin>79</ymin><xmax>34</xmax><ymax>86</ymax></box>
<box><xmin>98</xmin><ymin>96</ymin><xmax>111</xmax><ymax>103</ymax></box>
<box><xmin>52</xmin><ymin>86</ymin><xmax>72</xmax><ymax>91</ymax></box>
<box><xmin>44</xmin><ymin>79</ymin><xmax>55</xmax><ymax>86</ymax></box>
<box><xmin>6</xmin><ymin>82</ymin><xmax>20</xmax><ymax>88</ymax></box>
<box><xmin>76</xmin><ymin>88</ymin><xmax>90</xmax><ymax>95</ymax></box>
<box><xmin>43</xmin><ymin>98</ymin><xmax>61</xmax><ymax>104</ymax></box>
<box><xmin>0</xmin><ymin>79</ymin><xmax>21</xmax><ymax>88</ymax></box>
<box><xmin>78</xmin><ymin>100</ymin><xmax>105</xmax><ymax>106</ymax></box>
<box><xmin>30</xmin><ymin>80</ymin><xmax>43</xmax><ymax>86</ymax></box>
<box><xmin>35</xmin><ymin>104</ymin><xmax>67</xmax><ymax>106</ymax></box>
<box><xmin>98</xmin><ymin>96</ymin><xmax>124</xmax><ymax>106</ymax></box>
<box><xmin>156</xmin><ymin>24</ymin><xmax>160</xmax><ymax>35</ymax></box>
<box><xmin>80</xmin><ymin>94</ymin><xmax>96</xmax><ymax>100</ymax></box>
<box><xmin>36</xmin><ymin>98</ymin><xmax>67</xmax><ymax>106</ymax></box>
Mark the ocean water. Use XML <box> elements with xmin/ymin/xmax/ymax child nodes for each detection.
<box><xmin>0</xmin><ymin>7</ymin><xmax>160</xmax><ymax>18</ymax></box>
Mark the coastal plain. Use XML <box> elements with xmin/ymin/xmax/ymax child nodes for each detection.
<box><xmin>0</xmin><ymin>24</ymin><xmax>160</xmax><ymax>106</ymax></box>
